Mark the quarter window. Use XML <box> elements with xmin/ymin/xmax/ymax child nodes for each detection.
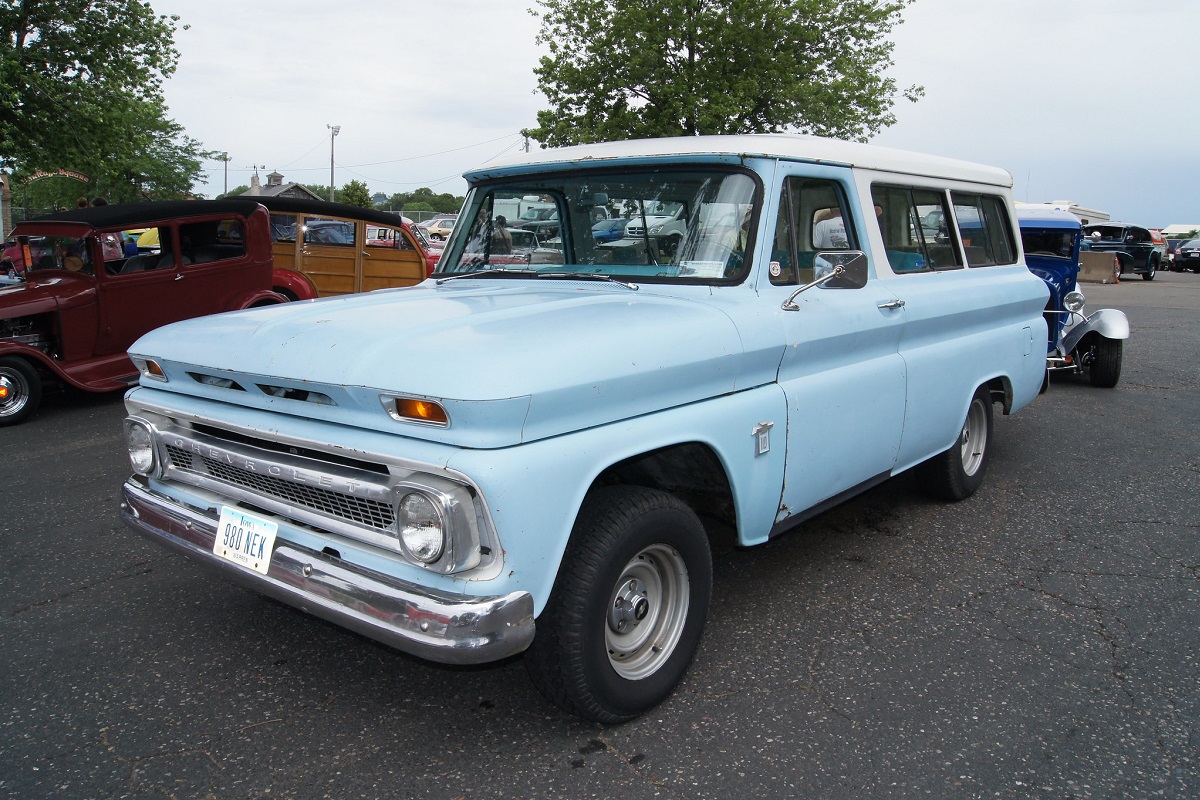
<box><xmin>179</xmin><ymin>218</ymin><xmax>247</xmax><ymax>265</ymax></box>
<box><xmin>951</xmin><ymin>193</ymin><xmax>1016</xmax><ymax>266</ymax></box>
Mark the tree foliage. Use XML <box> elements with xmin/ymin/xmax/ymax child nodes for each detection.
<box><xmin>336</xmin><ymin>179</ymin><xmax>372</xmax><ymax>208</ymax></box>
<box><xmin>384</xmin><ymin>188</ymin><xmax>464</xmax><ymax>215</ymax></box>
<box><xmin>0</xmin><ymin>0</ymin><xmax>210</xmax><ymax>202</ymax></box>
<box><xmin>526</xmin><ymin>0</ymin><xmax>922</xmax><ymax>147</ymax></box>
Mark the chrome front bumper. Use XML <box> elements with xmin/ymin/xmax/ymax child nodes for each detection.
<box><xmin>120</xmin><ymin>480</ymin><xmax>535</xmax><ymax>665</ymax></box>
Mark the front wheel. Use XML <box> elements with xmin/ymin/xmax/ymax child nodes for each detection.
<box><xmin>526</xmin><ymin>486</ymin><xmax>712</xmax><ymax>723</ymax></box>
<box><xmin>916</xmin><ymin>386</ymin><xmax>993</xmax><ymax>501</ymax></box>
<box><xmin>1084</xmin><ymin>337</ymin><xmax>1123</xmax><ymax>388</ymax></box>
<box><xmin>0</xmin><ymin>356</ymin><xmax>43</xmax><ymax>426</ymax></box>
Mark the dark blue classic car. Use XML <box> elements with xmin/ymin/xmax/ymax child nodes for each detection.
<box><xmin>1081</xmin><ymin>222</ymin><xmax>1164</xmax><ymax>281</ymax></box>
<box><xmin>1018</xmin><ymin>208</ymin><xmax>1130</xmax><ymax>387</ymax></box>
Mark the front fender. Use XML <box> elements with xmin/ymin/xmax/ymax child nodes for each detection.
<box><xmin>1063</xmin><ymin>307</ymin><xmax>1130</xmax><ymax>352</ymax></box>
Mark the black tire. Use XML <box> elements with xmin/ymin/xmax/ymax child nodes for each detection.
<box><xmin>526</xmin><ymin>486</ymin><xmax>712</xmax><ymax>723</ymax></box>
<box><xmin>0</xmin><ymin>356</ymin><xmax>42</xmax><ymax>426</ymax></box>
<box><xmin>1086</xmin><ymin>338</ymin><xmax>1123</xmax><ymax>388</ymax></box>
<box><xmin>1142</xmin><ymin>258</ymin><xmax>1156</xmax><ymax>280</ymax></box>
<box><xmin>916</xmin><ymin>386</ymin><xmax>993</xmax><ymax>501</ymax></box>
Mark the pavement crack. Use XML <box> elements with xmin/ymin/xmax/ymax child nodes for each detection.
<box><xmin>8</xmin><ymin>561</ymin><xmax>159</xmax><ymax>617</ymax></box>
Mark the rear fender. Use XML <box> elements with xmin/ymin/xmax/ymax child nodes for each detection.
<box><xmin>271</xmin><ymin>267</ymin><xmax>318</xmax><ymax>301</ymax></box>
<box><xmin>234</xmin><ymin>289</ymin><xmax>288</xmax><ymax>309</ymax></box>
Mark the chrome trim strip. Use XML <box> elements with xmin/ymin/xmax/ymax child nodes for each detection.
<box><xmin>120</xmin><ymin>481</ymin><xmax>534</xmax><ymax>665</ymax></box>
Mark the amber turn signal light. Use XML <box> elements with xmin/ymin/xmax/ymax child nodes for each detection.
<box><xmin>393</xmin><ymin>398</ymin><xmax>449</xmax><ymax>426</ymax></box>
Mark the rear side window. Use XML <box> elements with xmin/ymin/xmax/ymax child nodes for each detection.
<box><xmin>951</xmin><ymin>193</ymin><xmax>1016</xmax><ymax>266</ymax></box>
<box><xmin>871</xmin><ymin>185</ymin><xmax>962</xmax><ymax>273</ymax></box>
<box><xmin>179</xmin><ymin>218</ymin><xmax>247</xmax><ymax>265</ymax></box>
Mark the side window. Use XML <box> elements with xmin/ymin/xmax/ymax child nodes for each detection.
<box><xmin>111</xmin><ymin>226</ymin><xmax>168</xmax><ymax>275</ymax></box>
<box><xmin>871</xmin><ymin>185</ymin><xmax>962</xmax><ymax>272</ymax></box>
<box><xmin>769</xmin><ymin>176</ymin><xmax>856</xmax><ymax>286</ymax></box>
<box><xmin>179</xmin><ymin>218</ymin><xmax>247</xmax><ymax>266</ymax></box>
<box><xmin>302</xmin><ymin>216</ymin><xmax>355</xmax><ymax>246</ymax></box>
<box><xmin>951</xmin><ymin>192</ymin><xmax>1016</xmax><ymax>266</ymax></box>
<box><xmin>366</xmin><ymin>225</ymin><xmax>414</xmax><ymax>250</ymax></box>
<box><xmin>270</xmin><ymin>214</ymin><xmax>297</xmax><ymax>242</ymax></box>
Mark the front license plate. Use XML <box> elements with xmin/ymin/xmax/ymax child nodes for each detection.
<box><xmin>214</xmin><ymin>506</ymin><xmax>278</xmax><ymax>575</ymax></box>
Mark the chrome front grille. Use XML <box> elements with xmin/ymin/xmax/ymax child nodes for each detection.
<box><xmin>158</xmin><ymin>429</ymin><xmax>402</xmax><ymax>546</ymax></box>
<box><xmin>165</xmin><ymin>443</ymin><xmax>395</xmax><ymax>530</ymax></box>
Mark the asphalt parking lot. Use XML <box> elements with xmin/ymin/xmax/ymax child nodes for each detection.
<box><xmin>2</xmin><ymin>272</ymin><xmax>1198</xmax><ymax>799</ymax></box>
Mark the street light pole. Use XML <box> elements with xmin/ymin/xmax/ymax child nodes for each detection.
<box><xmin>327</xmin><ymin>125</ymin><xmax>340</xmax><ymax>202</ymax></box>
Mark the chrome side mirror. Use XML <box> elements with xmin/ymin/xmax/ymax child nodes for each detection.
<box><xmin>782</xmin><ymin>251</ymin><xmax>868</xmax><ymax>310</ymax></box>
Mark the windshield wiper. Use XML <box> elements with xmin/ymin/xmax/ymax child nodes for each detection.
<box><xmin>537</xmin><ymin>272</ymin><xmax>639</xmax><ymax>290</ymax></box>
<box><xmin>434</xmin><ymin>267</ymin><xmax>539</xmax><ymax>285</ymax></box>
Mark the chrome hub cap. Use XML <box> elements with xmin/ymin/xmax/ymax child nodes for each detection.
<box><xmin>0</xmin><ymin>371</ymin><xmax>29</xmax><ymax>418</ymax></box>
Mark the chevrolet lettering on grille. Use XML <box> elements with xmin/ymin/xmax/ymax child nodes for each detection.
<box><xmin>164</xmin><ymin>435</ymin><xmax>388</xmax><ymax>501</ymax></box>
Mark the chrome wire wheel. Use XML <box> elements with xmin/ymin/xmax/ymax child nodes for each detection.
<box><xmin>0</xmin><ymin>365</ymin><xmax>32</xmax><ymax>420</ymax></box>
<box><xmin>959</xmin><ymin>396</ymin><xmax>989</xmax><ymax>477</ymax></box>
<box><xmin>605</xmin><ymin>543</ymin><xmax>690</xmax><ymax>680</ymax></box>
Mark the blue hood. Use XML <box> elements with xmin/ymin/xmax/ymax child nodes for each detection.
<box><xmin>131</xmin><ymin>281</ymin><xmax>759</xmax><ymax>447</ymax></box>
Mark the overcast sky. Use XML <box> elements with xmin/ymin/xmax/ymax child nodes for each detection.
<box><xmin>154</xmin><ymin>0</ymin><xmax>1199</xmax><ymax>227</ymax></box>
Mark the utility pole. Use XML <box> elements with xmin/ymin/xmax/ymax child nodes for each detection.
<box><xmin>221</xmin><ymin>152</ymin><xmax>230</xmax><ymax>196</ymax></box>
<box><xmin>327</xmin><ymin>125</ymin><xmax>341</xmax><ymax>202</ymax></box>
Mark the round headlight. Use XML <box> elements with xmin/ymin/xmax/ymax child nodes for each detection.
<box><xmin>1064</xmin><ymin>290</ymin><xmax>1086</xmax><ymax>313</ymax></box>
<box><xmin>397</xmin><ymin>492</ymin><xmax>445</xmax><ymax>563</ymax></box>
<box><xmin>124</xmin><ymin>419</ymin><xmax>156</xmax><ymax>476</ymax></box>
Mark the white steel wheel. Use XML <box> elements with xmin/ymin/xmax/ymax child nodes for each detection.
<box><xmin>959</xmin><ymin>395</ymin><xmax>989</xmax><ymax>477</ymax></box>
<box><xmin>605</xmin><ymin>544</ymin><xmax>690</xmax><ymax>680</ymax></box>
<box><xmin>916</xmin><ymin>385</ymin><xmax>993</xmax><ymax>501</ymax></box>
<box><xmin>525</xmin><ymin>485</ymin><xmax>712</xmax><ymax>723</ymax></box>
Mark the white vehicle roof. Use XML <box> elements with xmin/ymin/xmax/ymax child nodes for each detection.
<box><xmin>472</xmin><ymin>134</ymin><xmax>1013</xmax><ymax>188</ymax></box>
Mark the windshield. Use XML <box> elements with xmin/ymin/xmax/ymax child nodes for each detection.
<box><xmin>1021</xmin><ymin>229</ymin><xmax>1076</xmax><ymax>259</ymax></box>
<box><xmin>437</xmin><ymin>168</ymin><xmax>758</xmax><ymax>283</ymax></box>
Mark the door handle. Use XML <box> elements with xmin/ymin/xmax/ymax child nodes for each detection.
<box><xmin>877</xmin><ymin>299</ymin><xmax>904</xmax><ymax>309</ymax></box>
<box><xmin>174</xmin><ymin>273</ymin><xmax>184</xmax><ymax>281</ymax></box>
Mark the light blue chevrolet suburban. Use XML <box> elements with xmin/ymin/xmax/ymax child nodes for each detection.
<box><xmin>120</xmin><ymin>135</ymin><xmax>1048</xmax><ymax>722</ymax></box>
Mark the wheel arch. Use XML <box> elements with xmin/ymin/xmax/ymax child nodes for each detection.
<box><xmin>592</xmin><ymin>440</ymin><xmax>737</xmax><ymax>534</ymax></box>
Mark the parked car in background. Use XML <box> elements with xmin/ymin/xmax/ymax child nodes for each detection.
<box><xmin>255</xmin><ymin>196</ymin><xmax>437</xmax><ymax>296</ymax></box>
<box><xmin>1173</xmin><ymin>239</ymin><xmax>1200</xmax><ymax>272</ymax></box>
<box><xmin>418</xmin><ymin>217</ymin><xmax>456</xmax><ymax>241</ymax></box>
<box><xmin>0</xmin><ymin>199</ymin><xmax>307</xmax><ymax>425</ymax></box>
<box><xmin>1081</xmin><ymin>222</ymin><xmax>1164</xmax><ymax>280</ymax></box>
<box><xmin>592</xmin><ymin>217</ymin><xmax>630</xmax><ymax>243</ymax></box>
<box><xmin>1165</xmin><ymin>239</ymin><xmax>1185</xmax><ymax>270</ymax></box>
<box><xmin>1018</xmin><ymin>208</ymin><xmax>1129</xmax><ymax>387</ymax></box>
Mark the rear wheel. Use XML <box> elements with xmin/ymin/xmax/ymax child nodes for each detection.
<box><xmin>0</xmin><ymin>356</ymin><xmax>42</xmax><ymax>426</ymax></box>
<box><xmin>1142</xmin><ymin>258</ymin><xmax>1156</xmax><ymax>280</ymax></box>
<box><xmin>916</xmin><ymin>386</ymin><xmax>993</xmax><ymax>501</ymax></box>
<box><xmin>526</xmin><ymin>486</ymin><xmax>712</xmax><ymax>723</ymax></box>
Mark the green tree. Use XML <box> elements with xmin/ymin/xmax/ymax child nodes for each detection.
<box><xmin>216</xmin><ymin>185</ymin><xmax>251</xmax><ymax>200</ymax></box>
<box><xmin>337</xmin><ymin>179</ymin><xmax>372</xmax><ymax>208</ymax></box>
<box><xmin>302</xmin><ymin>183</ymin><xmax>333</xmax><ymax>200</ymax></box>
<box><xmin>0</xmin><ymin>0</ymin><xmax>210</xmax><ymax>200</ymax></box>
<box><xmin>526</xmin><ymin>0</ymin><xmax>923</xmax><ymax>147</ymax></box>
